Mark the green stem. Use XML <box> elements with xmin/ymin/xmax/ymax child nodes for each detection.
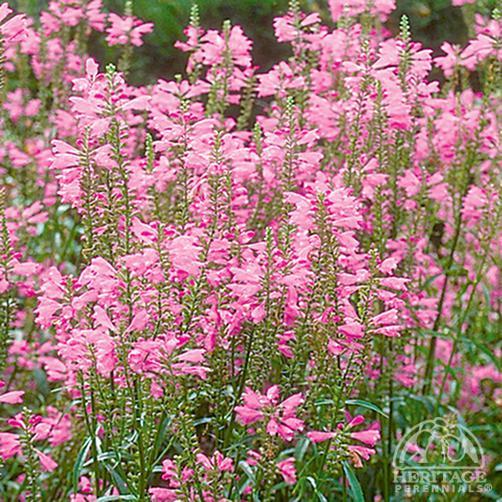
<box><xmin>422</xmin><ymin>207</ymin><xmax>463</xmax><ymax>395</ymax></box>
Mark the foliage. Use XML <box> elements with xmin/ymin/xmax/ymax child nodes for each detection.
<box><xmin>0</xmin><ymin>0</ymin><xmax>500</xmax><ymax>500</ymax></box>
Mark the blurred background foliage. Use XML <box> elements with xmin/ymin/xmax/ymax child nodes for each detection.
<box><xmin>9</xmin><ymin>0</ymin><xmax>500</xmax><ymax>84</ymax></box>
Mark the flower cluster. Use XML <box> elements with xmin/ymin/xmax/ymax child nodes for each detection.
<box><xmin>0</xmin><ymin>0</ymin><xmax>500</xmax><ymax>500</ymax></box>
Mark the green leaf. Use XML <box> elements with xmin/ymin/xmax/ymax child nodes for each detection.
<box><xmin>317</xmin><ymin>491</ymin><xmax>329</xmax><ymax>502</ymax></box>
<box><xmin>346</xmin><ymin>399</ymin><xmax>389</xmax><ymax>418</ymax></box>
<box><xmin>460</xmin><ymin>336</ymin><xmax>501</xmax><ymax>370</ymax></box>
<box><xmin>102</xmin><ymin>462</ymin><xmax>130</xmax><ymax>495</ymax></box>
<box><xmin>72</xmin><ymin>437</ymin><xmax>92</xmax><ymax>493</ymax></box>
<box><xmin>193</xmin><ymin>416</ymin><xmax>213</xmax><ymax>426</ymax></box>
<box><xmin>342</xmin><ymin>462</ymin><xmax>365</xmax><ymax>502</ymax></box>
<box><xmin>405</xmin><ymin>394</ymin><xmax>435</xmax><ymax>413</ymax></box>
<box><xmin>306</xmin><ymin>476</ymin><xmax>317</xmax><ymax>490</ymax></box>
<box><xmin>315</xmin><ymin>399</ymin><xmax>335</xmax><ymax>406</ymax></box>
<box><xmin>238</xmin><ymin>460</ymin><xmax>256</xmax><ymax>484</ymax></box>
<box><xmin>306</xmin><ymin>476</ymin><xmax>328</xmax><ymax>502</ymax></box>
<box><xmin>97</xmin><ymin>452</ymin><xmax>120</xmax><ymax>462</ymax></box>
<box><xmin>238</xmin><ymin>478</ymin><xmax>252</xmax><ymax>496</ymax></box>
<box><xmin>295</xmin><ymin>437</ymin><xmax>310</xmax><ymax>461</ymax></box>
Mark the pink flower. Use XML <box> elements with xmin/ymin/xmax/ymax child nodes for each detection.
<box><xmin>340</xmin><ymin>415</ymin><xmax>381</xmax><ymax>466</ymax></box>
<box><xmin>0</xmin><ymin>3</ymin><xmax>27</xmax><ymax>45</ymax></box>
<box><xmin>200</xmin><ymin>25</ymin><xmax>252</xmax><ymax>68</ymax></box>
<box><xmin>461</xmin><ymin>22</ymin><xmax>502</xmax><ymax>70</ymax></box>
<box><xmin>307</xmin><ymin>431</ymin><xmax>337</xmax><ymax>443</ymax></box>
<box><xmin>161</xmin><ymin>459</ymin><xmax>180</xmax><ymax>484</ymax></box>
<box><xmin>106</xmin><ymin>13</ymin><xmax>153</xmax><ymax>47</ymax></box>
<box><xmin>196</xmin><ymin>451</ymin><xmax>234</xmax><ymax>473</ymax></box>
<box><xmin>234</xmin><ymin>388</ymin><xmax>266</xmax><ymax>424</ymax></box>
<box><xmin>235</xmin><ymin>386</ymin><xmax>304</xmax><ymax>441</ymax></box>
<box><xmin>277</xmin><ymin>457</ymin><xmax>297</xmax><ymax>485</ymax></box>
<box><xmin>435</xmin><ymin>42</ymin><xmax>462</xmax><ymax>77</ymax></box>
<box><xmin>329</xmin><ymin>0</ymin><xmax>395</xmax><ymax>22</ymax></box>
<box><xmin>0</xmin><ymin>432</ymin><xmax>21</xmax><ymax>460</ymax></box>
<box><xmin>258</xmin><ymin>62</ymin><xmax>305</xmax><ymax>98</ymax></box>
<box><xmin>462</xmin><ymin>186</ymin><xmax>488</xmax><ymax>224</ymax></box>
<box><xmin>0</xmin><ymin>390</ymin><xmax>24</xmax><ymax>404</ymax></box>
<box><xmin>339</xmin><ymin>321</ymin><xmax>365</xmax><ymax>338</ymax></box>
<box><xmin>379</xmin><ymin>258</ymin><xmax>399</xmax><ymax>275</ymax></box>
<box><xmin>0</xmin><ymin>0</ymin><xmax>498</xmax><ymax>497</ymax></box>
<box><xmin>150</xmin><ymin>488</ymin><xmax>179</xmax><ymax>502</ymax></box>
<box><xmin>350</xmin><ymin>429</ymin><xmax>380</xmax><ymax>447</ymax></box>
<box><xmin>36</xmin><ymin>449</ymin><xmax>58</xmax><ymax>471</ymax></box>
<box><xmin>348</xmin><ymin>445</ymin><xmax>376</xmax><ymax>468</ymax></box>
<box><xmin>273</xmin><ymin>12</ymin><xmax>320</xmax><ymax>43</ymax></box>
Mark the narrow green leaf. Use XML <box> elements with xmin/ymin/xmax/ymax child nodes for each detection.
<box><xmin>72</xmin><ymin>437</ymin><xmax>92</xmax><ymax>492</ymax></box>
<box><xmin>346</xmin><ymin>399</ymin><xmax>389</xmax><ymax>418</ymax></box>
<box><xmin>102</xmin><ymin>462</ymin><xmax>130</xmax><ymax>495</ymax></box>
<box><xmin>305</xmin><ymin>476</ymin><xmax>329</xmax><ymax>502</ymax></box>
<box><xmin>342</xmin><ymin>461</ymin><xmax>365</xmax><ymax>502</ymax></box>
<box><xmin>238</xmin><ymin>460</ymin><xmax>256</xmax><ymax>483</ymax></box>
<box><xmin>193</xmin><ymin>416</ymin><xmax>213</xmax><ymax>426</ymax></box>
<box><xmin>461</xmin><ymin>336</ymin><xmax>501</xmax><ymax>370</ymax></box>
<box><xmin>295</xmin><ymin>437</ymin><xmax>310</xmax><ymax>461</ymax></box>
